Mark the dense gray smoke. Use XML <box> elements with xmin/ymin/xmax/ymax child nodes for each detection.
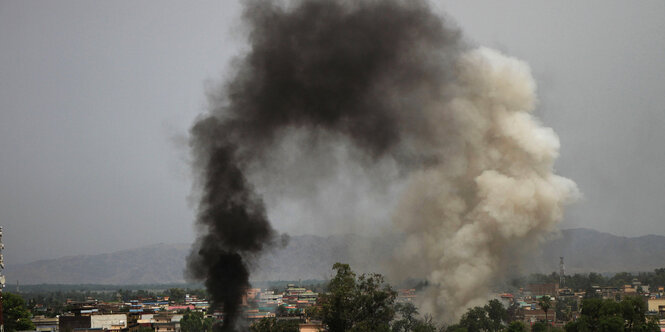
<box><xmin>188</xmin><ymin>0</ymin><xmax>577</xmax><ymax>327</ymax></box>
<box><xmin>392</xmin><ymin>47</ymin><xmax>578</xmax><ymax>320</ymax></box>
<box><xmin>188</xmin><ymin>0</ymin><xmax>460</xmax><ymax>329</ymax></box>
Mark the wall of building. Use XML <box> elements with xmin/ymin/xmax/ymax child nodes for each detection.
<box><xmin>648</xmin><ymin>299</ymin><xmax>665</xmax><ymax>312</ymax></box>
<box><xmin>90</xmin><ymin>314</ymin><xmax>127</xmax><ymax>330</ymax></box>
<box><xmin>59</xmin><ymin>315</ymin><xmax>91</xmax><ymax>332</ymax></box>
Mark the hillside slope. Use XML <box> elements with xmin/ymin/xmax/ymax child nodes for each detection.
<box><xmin>6</xmin><ymin>229</ymin><xmax>665</xmax><ymax>284</ymax></box>
<box><xmin>536</xmin><ymin>228</ymin><xmax>665</xmax><ymax>274</ymax></box>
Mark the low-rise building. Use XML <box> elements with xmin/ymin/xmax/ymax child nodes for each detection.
<box><xmin>31</xmin><ymin>315</ymin><xmax>58</xmax><ymax>332</ymax></box>
<box><xmin>152</xmin><ymin>313</ymin><xmax>182</xmax><ymax>332</ymax></box>
<box><xmin>90</xmin><ymin>314</ymin><xmax>127</xmax><ymax>331</ymax></box>
<box><xmin>648</xmin><ymin>298</ymin><xmax>665</xmax><ymax>314</ymax></box>
<box><xmin>59</xmin><ymin>315</ymin><xmax>91</xmax><ymax>332</ymax></box>
<box><xmin>527</xmin><ymin>284</ymin><xmax>559</xmax><ymax>296</ymax></box>
<box><xmin>523</xmin><ymin>308</ymin><xmax>556</xmax><ymax>325</ymax></box>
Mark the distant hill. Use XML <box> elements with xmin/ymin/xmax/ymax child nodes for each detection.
<box><xmin>6</xmin><ymin>229</ymin><xmax>665</xmax><ymax>285</ymax></box>
<box><xmin>5</xmin><ymin>243</ymin><xmax>191</xmax><ymax>285</ymax></box>
<box><xmin>534</xmin><ymin>228</ymin><xmax>665</xmax><ymax>274</ymax></box>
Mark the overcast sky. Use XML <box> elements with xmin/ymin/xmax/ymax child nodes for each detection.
<box><xmin>1</xmin><ymin>1</ymin><xmax>664</xmax><ymax>264</ymax></box>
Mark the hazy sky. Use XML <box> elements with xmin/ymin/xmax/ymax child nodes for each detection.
<box><xmin>1</xmin><ymin>1</ymin><xmax>664</xmax><ymax>264</ymax></box>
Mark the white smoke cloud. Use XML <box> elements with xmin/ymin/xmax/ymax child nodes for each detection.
<box><xmin>393</xmin><ymin>47</ymin><xmax>579</xmax><ymax>321</ymax></box>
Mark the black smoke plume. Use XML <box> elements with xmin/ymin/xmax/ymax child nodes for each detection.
<box><xmin>188</xmin><ymin>0</ymin><xmax>462</xmax><ymax>330</ymax></box>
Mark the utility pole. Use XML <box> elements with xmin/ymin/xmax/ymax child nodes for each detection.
<box><xmin>559</xmin><ymin>256</ymin><xmax>565</xmax><ymax>287</ymax></box>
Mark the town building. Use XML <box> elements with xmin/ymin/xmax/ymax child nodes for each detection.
<box><xmin>31</xmin><ymin>315</ymin><xmax>58</xmax><ymax>332</ymax></box>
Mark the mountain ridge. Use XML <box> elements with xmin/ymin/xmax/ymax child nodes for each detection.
<box><xmin>6</xmin><ymin>228</ymin><xmax>665</xmax><ymax>285</ymax></box>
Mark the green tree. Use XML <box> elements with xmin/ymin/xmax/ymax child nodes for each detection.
<box><xmin>506</xmin><ymin>321</ymin><xmax>526</xmax><ymax>332</ymax></box>
<box><xmin>538</xmin><ymin>296</ymin><xmax>552</xmax><ymax>325</ymax></box>
<box><xmin>445</xmin><ymin>324</ymin><xmax>468</xmax><ymax>332</ymax></box>
<box><xmin>651</xmin><ymin>268</ymin><xmax>665</xmax><ymax>289</ymax></box>
<box><xmin>564</xmin><ymin>297</ymin><xmax>658</xmax><ymax>332</ymax></box>
<box><xmin>321</xmin><ymin>263</ymin><xmax>356</xmax><ymax>332</ymax></box>
<box><xmin>597</xmin><ymin>316</ymin><xmax>625</xmax><ymax>332</ymax></box>
<box><xmin>392</xmin><ymin>303</ymin><xmax>438</xmax><ymax>332</ymax></box>
<box><xmin>305</xmin><ymin>305</ymin><xmax>322</xmax><ymax>320</ymax></box>
<box><xmin>483</xmin><ymin>299</ymin><xmax>507</xmax><ymax>332</ymax></box>
<box><xmin>620</xmin><ymin>296</ymin><xmax>659</xmax><ymax>332</ymax></box>
<box><xmin>392</xmin><ymin>302</ymin><xmax>419</xmax><ymax>332</ymax></box>
<box><xmin>411</xmin><ymin>314</ymin><xmax>438</xmax><ymax>332</ymax></box>
<box><xmin>555</xmin><ymin>298</ymin><xmax>575</xmax><ymax>322</ymax></box>
<box><xmin>506</xmin><ymin>301</ymin><xmax>522</xmax><ymax>323</ymax></box>
<box><xmin>588</xmin><ymin>273</ymin><xmax>606</xmax><ymax>286</ymax></box>
<box><xmin>532</xmin><ymin>321</ymin><xmax>548</xmax><ymax>332</ymax></box>
<box><xmin>3</xmin><ymin>292</ymin><xmax>35</xmax><ymax>332</ymax></box>
<box><xmin>458</xmin><ymin>306</ymin><xmax>491</xmax><ymax>332</ymax></box>
<box><xmin>452</xmin><ymin>300</ymin><xmax>508</xmax><ymax>332</ymax></box>
<box><xmin>319</xmin><ymin>263</ymin><xmax>396</xmax><ymax>332</ymax></box>
<box><xmin>608</xmin><ymin>272</ymin><xmax>633</xmax><ymax>288</ymax></box>
<box><xmin>250</xmin><ymin>318</ymin><xmax>300</xmax><ymax>332</ymax></box>
<box><xmin>180</xmin><ymin>310</ymin><xmax>214</xmax><ymax>332</ymax></box>
<box><xmin>568</xmin><ymin>274</ymin><xmax>592</xmax><ymax>293</ymax></box>
<box><xmin>167</xmin><ymin>288</ymin><xmax>186</xmax><ymax>304</ymax></box>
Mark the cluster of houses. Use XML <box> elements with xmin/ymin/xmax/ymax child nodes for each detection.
<box><xmin>31</xmin><ymin>293</ymin><xmax>208</xmax><ymax>331</ymax></box>
<box><xmin>244</xmin><ymin>284</ymin><xmax>319</xmax><ymax>320</ymax></box>
<box><xmin>26</xmin><ymin>279</ymin><xmax>665</xmax><ymax>332</ymax></box>
<box><xmin>499</xmin><ymin>280</ymin><xmax>665</xmax><ymax>330</ymax></box>
<box><xmin>28</xmin><ymin>285</ymin><xmax>328</xmax><ymax>332</ymax></box>
<box><xmin>28</xmin><ymin>284</ymin><xmax>420</xmax><ymax>332</ymax></box>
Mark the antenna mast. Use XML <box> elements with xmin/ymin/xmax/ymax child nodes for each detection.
<box><xmin>559</xmin><ymin>256</ymin><xmax>565</xmax><ymax>287</ymax></box>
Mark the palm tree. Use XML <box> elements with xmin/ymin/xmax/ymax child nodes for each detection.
<box><xmin>538</xmin><ymin>295</ymin><xmax>552</xmax><ymax>329</ymax></box>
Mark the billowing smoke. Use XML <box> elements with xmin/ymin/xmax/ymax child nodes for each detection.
<box><xmin>187</xmin><ymin>0</ymin><xmax>577</xmax><ymax>327</ymax></box>
<box><xmin>392</xmin><ymin>47</ymin><xmax>578</xmax><ymax>320</ymax></box>
<box><xmin>187</xmin><ymin>120</ymin><xmax>279</xmax><ymax>330</ymax></box>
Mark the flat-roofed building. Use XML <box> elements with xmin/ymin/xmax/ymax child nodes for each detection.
<box><xmin>31</xmin><ymin>315</ymin><xmax>58</xmax><ymax>332</ymax></box>
<box><xmin>90</xmin><ymin>314</ymin><xmax>127</xmax><ymax>330</ymax></box>
<box><xmin>648</xmin><ymin>299</ymin><xmax>665</xmax><ymax>313</ymax></box>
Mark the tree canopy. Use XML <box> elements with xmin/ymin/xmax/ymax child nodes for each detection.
<box><xmin>320</xmin><ymin>263</ymin><xmax>398</xmax><ymax>332</ymax></box>
<box><xmin>517</xmin><ymin>268</ymin><xmax>665</xmax><ymax>292</ymax></box>
<box><xmin>564</xmin><ymin>296</ymin><xmax>659</xmax><ymax>332</ymax></box>
<box><xmin>538</xmin><ymin>296</ymin><xmax>552</xmax><ymax>324</ymax></box>
<box><xmin>449</xmin><ymin>299</ymin><xmax>508</xmax><ymax>332</ymax></box>
<box><xmin>505</xmin><ymin>321</ymin><xmax>526</xmax><ymax>332</ymax></box>
<box><xmin>392</xmin><ymin>302</ymin><xmax>438</xmax><ymax>332</ymax></box>
<box><xmin>250</xmin><ymin>318</ymin><xmax>300</xmax><ymax>332</ymax></box>
<box><xmin>3</xmin><ymin>292</ymin><xmax>35</xmax><ymax>332</ymax></box>
<box><xmin>180</xmin><ymin>310</ymin><xmax>214</xmax><ymax>332</ymax></box>
<box><xmin>167</xmin><ymin>288</ymin><xmax>186</xmax><ymax>304</ymax></box>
